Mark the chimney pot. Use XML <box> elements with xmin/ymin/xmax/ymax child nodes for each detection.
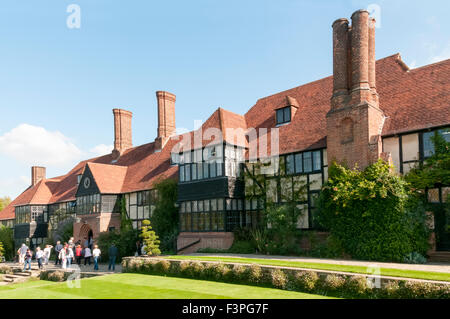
<box><xmin>112</xmin><ymin>108</ymin><xmax>133</xmax><ymax>156</ymax></box>
<box><xmin>155</xmin><ymin>91</ymin><xmax>176</xmax><ymax>150</ymax></box>
<box><xmin>31</xmin><ymin>166</ymin><xmax>46</xmax><ymax>186</ymax></box>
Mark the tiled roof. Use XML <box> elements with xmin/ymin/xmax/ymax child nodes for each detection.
<box><xmin>1</xmin><ymin>54</ymin><xmax>449</xmax><ymax>220</ymax></box>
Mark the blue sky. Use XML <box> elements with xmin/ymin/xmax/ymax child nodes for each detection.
<box><xmin>0</xmin><ymin>0</ymin><xmax>449</xmax><ymax>199</ymax></box>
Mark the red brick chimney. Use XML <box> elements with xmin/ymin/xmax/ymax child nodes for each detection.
<box><xmin>31</xmin><ymin>166</ymin><xmax>46</xmax><ymax>186</ymax></box>
<box><xmin>155</xmin><ymin>91</ymin><xmax>176</xmax><ymax>151</ymax></box>
<box><xmin>112</xmin><ymin>109</ymin><xmax>133</xmax><ymax>158</ymax></box>
<box><xmin>326</xmin><ymin>10</ymin><xmax>385</xmax><ymax>169</ymax></box>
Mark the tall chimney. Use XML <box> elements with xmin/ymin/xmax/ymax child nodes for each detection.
<box><xmin>112</xmin><ymin>109</ymin><xmax>133</xmax><ymax>157</ymax></box>
<box><xmin>368</xmin><ymin>17</ymin><xmax>378</xmax><ymax>103</ymax></box>
<box><xmin>326</xmin><ymin>10</ymin><xmax>384</xmax><ymax>170</ymax></box>
<box><xmin>331</xmin><ymin>18</ymin><xmax>350</xmax><ymax>109</ymax></box>
<box><xmin>155</xmin><ymin>91</ymin><xmax>176</xmax><ymax>151</ymax></box>
<box><xmin>31</xmin><ymin>166</ymin><xmax>46</xmax><ymax>186</ymax></box>
<box><xmin>350</xmin><ymin>10</ymin><xmax>371</xmax><ymax>104</ymax></box>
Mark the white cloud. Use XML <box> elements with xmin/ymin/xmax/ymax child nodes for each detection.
<box><xmin>0</xmin><ymin>124</ymin><xmax>83</xmax><ymax>167</ymax></box>
<box><xmin>0</xmin><ymin>176</ymin><xmax>30</xmax><ymax>199</ymax></box>
<box><xmin>89</xmin><ymin>144</ymin><xmax>113</xmax><ymax>156</ymax></box>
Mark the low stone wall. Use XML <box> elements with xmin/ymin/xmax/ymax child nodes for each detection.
<box><xmin>121</xmin><ymin>256</ymin><xmax>450</xmax><ymax>299</ymax></box>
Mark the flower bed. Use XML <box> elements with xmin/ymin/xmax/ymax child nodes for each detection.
<box><xmin>121</xmin><ymin>257</ymin><xmax>450</xmax><ymax>299</ymax></box>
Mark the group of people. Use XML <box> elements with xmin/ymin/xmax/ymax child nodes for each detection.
<box><xmin>17</xmin><ymin>236</ymin><xmax>119</xmax><ymax>272</ymax></box>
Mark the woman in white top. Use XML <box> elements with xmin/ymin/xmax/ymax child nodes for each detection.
<box><xmin>66</xmin><ymin>246</ymin><xmax>74</xmax><ymax>268</ymax></box>
<box><xmin>43</xmin><ymin>245</ymin><xmax>53</xmax><ymax>265</ymax></box>
<box><xmin>59</xmin><ymin>246</ymin><xmax>67</xmax><ymax>269</ymax></box>
<box><xmin>92</xmin><ymin>245</ymin><xmax>101</xmax><ymax>271</ymax></box>
<box><xmin>35</xmin><ymin>247</ymin><xmax>44</xmax><ymax>269</ymax></box>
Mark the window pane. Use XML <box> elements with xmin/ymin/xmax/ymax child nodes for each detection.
<box><xmin>216</xmin><ymin>162</ymin><xmax>223</xmax><ymax>176</ymax></box>
<box><xmin>303</xmin><ymin>152</ymin><xmax>312</xmax><ymax>172</ymax></box>
<box><xmin>286</xmin><ymin>154</ymin><xmax>294</xmax><ymax>174</ymax></box>
<box><xmin>313</xmin><ymin>151</ymin><xmax>321</xmax><ymax>171</ymax></box>
<box><xmin>185</xmin><ymin>164</ymin><xmax>191</xmax><ymax>181</ymax></box>
<box><xmin>284</xmin><ymin>107</ymin><xmax>291</xmax><ymax>123</ymax></box>
<box><xmin>295</xmin><ymin>153</ymin><xmax>303</xmax><ymax>173</ymax></box>
<box><xmin>180</xmin><ymin>165</ymin><xmax>185</xmax><ymax>182</ymax></box>
<box><xmin>276</xmin><ymin>109</ymin><xmax>284</xmax><ymax>124</ymax></box>
<box><xmin>204</xmin><ymin>200</ymin><xmax>210</xmax><ymax>212</ymax></box>
<box><xmin>203</xmin><ymin>162</ymin><xmax>209</xmax><ymax>178</ymax></box>
<box><xmin>191</xmin><ymin>163</ymin><xmax>197</xmax><ymax>180</ymax></box>
<box><xmin>210</xmin><ymin>162</ymin><xmax>216</xmax><ymax>178</ymax></box>
<box><xmin>211</xmin><ymin>198</ymin><xmax>217</xmax><ymax>211</ymax></box>
<box><xmin>423</xmin><ymin>131</ymin><xmax>435</xmax><ymax>157</ymax></box>
<box><xmin>198</xmin><ymin>200</ymin><xmax>204</xmax><ymax>212</ymax></box>
<box><xmin>217</xmin><ymin>198</ymin><xmax>224</xmax><ymax>211</ymax></box>
<box><xmin>197</xmin><ymin>163</ymin><xmax>203</xmax><ymax>179</ymax></box>
<box><xmin>211</xmin><ymin>212</ymin><xmax>218</xmax><ymax>231</ymax></box>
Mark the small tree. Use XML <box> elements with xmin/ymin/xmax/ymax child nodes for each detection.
<box><xmin>0</xmin><ymin>225</ymin><xmax>14</xmax><ymax>261</ymax></box>
<box><xmin>140</xmin><ymin>219</ymin><xmax>161</xmax><ymax>256</ymax></box>
<box><xmin>0</xmin><ymin>241</ymin><xmax>5</xmax><ymax>261</ymax></box>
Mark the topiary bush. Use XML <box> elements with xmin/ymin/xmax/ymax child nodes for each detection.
<box><xmin>317</xmin><ymin>160</ymin><xmax>430</xmax><ymax>262</ymax></box>
<box><xmin>247</xmin><ymin>264</ymin><xmax>263</xmax><ymax>284</ymax></box>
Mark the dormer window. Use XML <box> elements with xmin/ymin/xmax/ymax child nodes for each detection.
<box><xmin>276</xmin><ymin>106</ymin><xmax>291</xmax><ymax>125</ymax></box>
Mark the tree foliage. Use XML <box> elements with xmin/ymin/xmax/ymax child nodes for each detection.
<box><xmin>0</xmin><ymin>196</ymin><xmax>11</xmax><ymax>212</ymax></box>
<box><xmin>316</xmin><ymin>160</ymin><xmax>430</xmax><ymax>262</ymax></box>
<box><xmin>0</xmin><ymin>225</ymin><xmax>14</xmax><ymax>261</ymax></box>
<box><xmin>405</xmin><ymin>129</ymin><xmax>450</xmax><ymax>189</ymax></box>
<box><xmin>140</xmin><ymin>219</ymin><xmax>161</xmax><ymax>256</ymax></box>
<box><xmin>151</xmin><ymin>178</ymin><xmax>178</xmax><ymax>253</ymax></box>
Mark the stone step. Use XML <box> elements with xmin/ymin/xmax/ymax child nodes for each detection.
<box><xmin>2</xmin><ymin>277</ymin><xmax>14</xmax><ymax>283</ymax></box>
<box><xmin>14</xmin><ymin>272</ymin><xmax>31</xmax><ymax>277</ymax></box>
<box><xmin>428</xmin><ymin>251</ymin><xmax>450</xmax><ymax>263</ymax></box>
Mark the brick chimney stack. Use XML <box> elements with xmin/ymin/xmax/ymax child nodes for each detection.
<box><xmin>155</xmin><ymin>91</ymin><xmax>176</xmax><ymax>151</ymax></box>
<box><xmin>31</xmin><ymin>166</ymin><xmax>46</xmax><ymax>186</ymax></box>
<box><xmin>112</xmin><ymin>109</ymin><xmax>133</xmax><ymax>158</ymax></box>
<box><xmin>326</xmin><ymin>10</ymin><xmax>385</xmax><ymax>170</ymax></box>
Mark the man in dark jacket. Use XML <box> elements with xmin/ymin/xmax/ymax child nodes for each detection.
<box><xmin>54</xmin><ymin>241</ymin><xmax>63</xmax><ymax>266</ymax></box>
<box><xmin>108</xmin><ymin>243</ymin><xmax>119</xmax><ymax>271</ymax></box>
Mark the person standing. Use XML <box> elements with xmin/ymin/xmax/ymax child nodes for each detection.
<box><xmin>92</xmin><ymin>245</ymin><xmax>101</xmax><ymax>271</ymax></box>
<box><xmin>18</xmin><ymin>243</ymin><xmax>28</xmax><ymax>265</ymax></box>
<box><xmin>75</xmin><ymin>245</ymin><xmax>83</xmax><ymax>265</ymax></box>
<box><xmin>35</xmin><ymin>247</ymin><xmax>44</xmax><ymax>269</ymax></box>
<box><xmin>135</xmin><ymin>241</ymin><xmax>142</xmax><ymax>256</ymax></box>
<box><xmin>59</xmin><ymin>245</ymin><xmax>67</xmax><ymax>269</ymax></box>
<box><xmin>23</xmin><ymin>249</ymin><xmax>32</xmax><ymax>271</ymax></box>
<box><xmin>88</xmin><ymin>237</ymin><xmax>93</xmax><ymax>250</ymax></box>
<box><xmin>43</xmin><ymin>244</ymin><xmax>53</xmax><ymax>265</ymax></box>
<box><xmin>54</xmin><ymin>241</ymin><xmax>63</xmax><ymax>266</ymax></box>
<box><xmin>83</xmin><ymin>246</ymin><xmax>92</xmax><ymax>265</ymax></box>
<box><xmin>84</xmin><ymin>237</ymin><xmax>89</xmax><ymax>249</ymax></box>
<box><xmin>66</xmin><ymin>244</ymin><xmax>74</xmax><ymax>269</ymax></box>
<box><xmin>108</xmin><ymin>243</ymin><xmax>118</xmax><ymax>271</ymax></box>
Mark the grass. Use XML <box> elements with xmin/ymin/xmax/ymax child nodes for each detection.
<box><xmin>165</xmin><ymin>255</ymin><xmax>450</xmax><ymax>282</ymax></box>
<box><xmin>0</xmin><ymin>273</ymin><xmax>334</xmax><ymax>299</ymax></box>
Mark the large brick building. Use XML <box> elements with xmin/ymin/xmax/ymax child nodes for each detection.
<box><xmin>1</xmin><ymin>10</ymin><xmax>449</xmax><ymax>253</ymax></box>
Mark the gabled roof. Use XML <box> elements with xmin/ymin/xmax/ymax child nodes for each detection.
<box><xmin>86</xmin><ymin>162</ymin><xmax>128</xmax><ymax>194</ymax></box>
<box><xmin>244</xmin><ymin>54</ymin><xmax>450</xmax><ymax>155</ymax></box>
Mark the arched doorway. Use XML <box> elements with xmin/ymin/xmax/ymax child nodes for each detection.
<box><xmin>79</xmin><ymin>224</ymin><xmax>94</xmax><ymax>248</ymax></box>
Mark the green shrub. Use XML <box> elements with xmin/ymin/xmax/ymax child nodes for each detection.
<box><xmin>270</xmin><ymin>268</ymin><xmax>288</xmax><ymax>289</ymax></box>
<box><xmin>47</xmin><ymin>271</ymin><xmax>66</xmax><ymax>282</ymax></box>
<box><xmin>345</xmin><ymin>276</ymin><xmax>371</xmax><ymax>297</ymax></box>
<box><xmin>203</xmin><ymin>263</ymin><xmax>230</xmax><ymax>281</ymax></box>
<box><xmin>293</xmin><ymin>271</ymin><xmax>319</xmax><ymax>292</ymax></box>
<box><xmin>323</xmin><ymin>274</ymin><xmax>346</xmax><ymax>292</ymax></box>
<box><xmin>0</xmin><ymin>226</ymin><xmax>14</xmax><ymax>261</ymax></box>
<box><xmin>154</xmin><ymin>260</ymin><xmax>171</xmax><ymax>274</ymax></box>
<box><xmin>230</xmin><ymin>264</ymin><xmax>247</xmax><ymax>283</ymax></box>
<box><xmin>178</xmin><ymin>261</ymin><xmax>191</xmax><ymax>276</ymax></box>
<box><xmin>187</xmin><ymin>261</ymin><xmax>205</xmax><ymax>278</ymax></box>
<box><xmin>141</xmin><ymin>259</ymin><xmax>157</xmax><ymax>273</ymax></box>
<box><xmin>228</xmin><ymin>241</ymin><xmax>255</xmax><ymax>254</ymax></box>
<box><xmin>382</xmin><ymin>281</ymin><xmax>401</xmax><ymax>299</ymax></box>
<box><xmin>404</xmin><ymin>252</ymin><xmax>427</xmax><ymax>264</ymax></box>
<box><xmin>247</xmin><ymin>264</ymin><xmax>263</xmax><ymax>284</ymax></box>
<box><xmin>97</xmin><ymin>226</ymin><xmax>139</xmax><ymax>262</ymax></box>
<box><xmin>317</xmin><ymin>160</ymin><xmax>430</xmax><ymax>262</ymax></box>
<box><xmin>399</xmin><ymin>281</ymin><xmax>446</xmax><ymax>299</ymax></box>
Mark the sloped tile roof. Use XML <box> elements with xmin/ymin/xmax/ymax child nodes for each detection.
<box><xmin>1</xmin><ymin>54</ymin><xmax>449</xmax><ymax>221</ymax></box>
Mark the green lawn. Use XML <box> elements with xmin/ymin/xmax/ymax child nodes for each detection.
<box><xmin>165</xmin><ymin>255</ymin><xmax>450</xmax><ymax>282</ymax></box>
<box><xmin>0</xmin><ymin>273</ymin><xmax>333</xmax><ymax>299</ymax></box>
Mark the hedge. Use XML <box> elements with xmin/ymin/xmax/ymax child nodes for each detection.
<box><xmin>121</xmin><ymin>257</ymin><xmax>450</xmax><ymax>299</ymax></box>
